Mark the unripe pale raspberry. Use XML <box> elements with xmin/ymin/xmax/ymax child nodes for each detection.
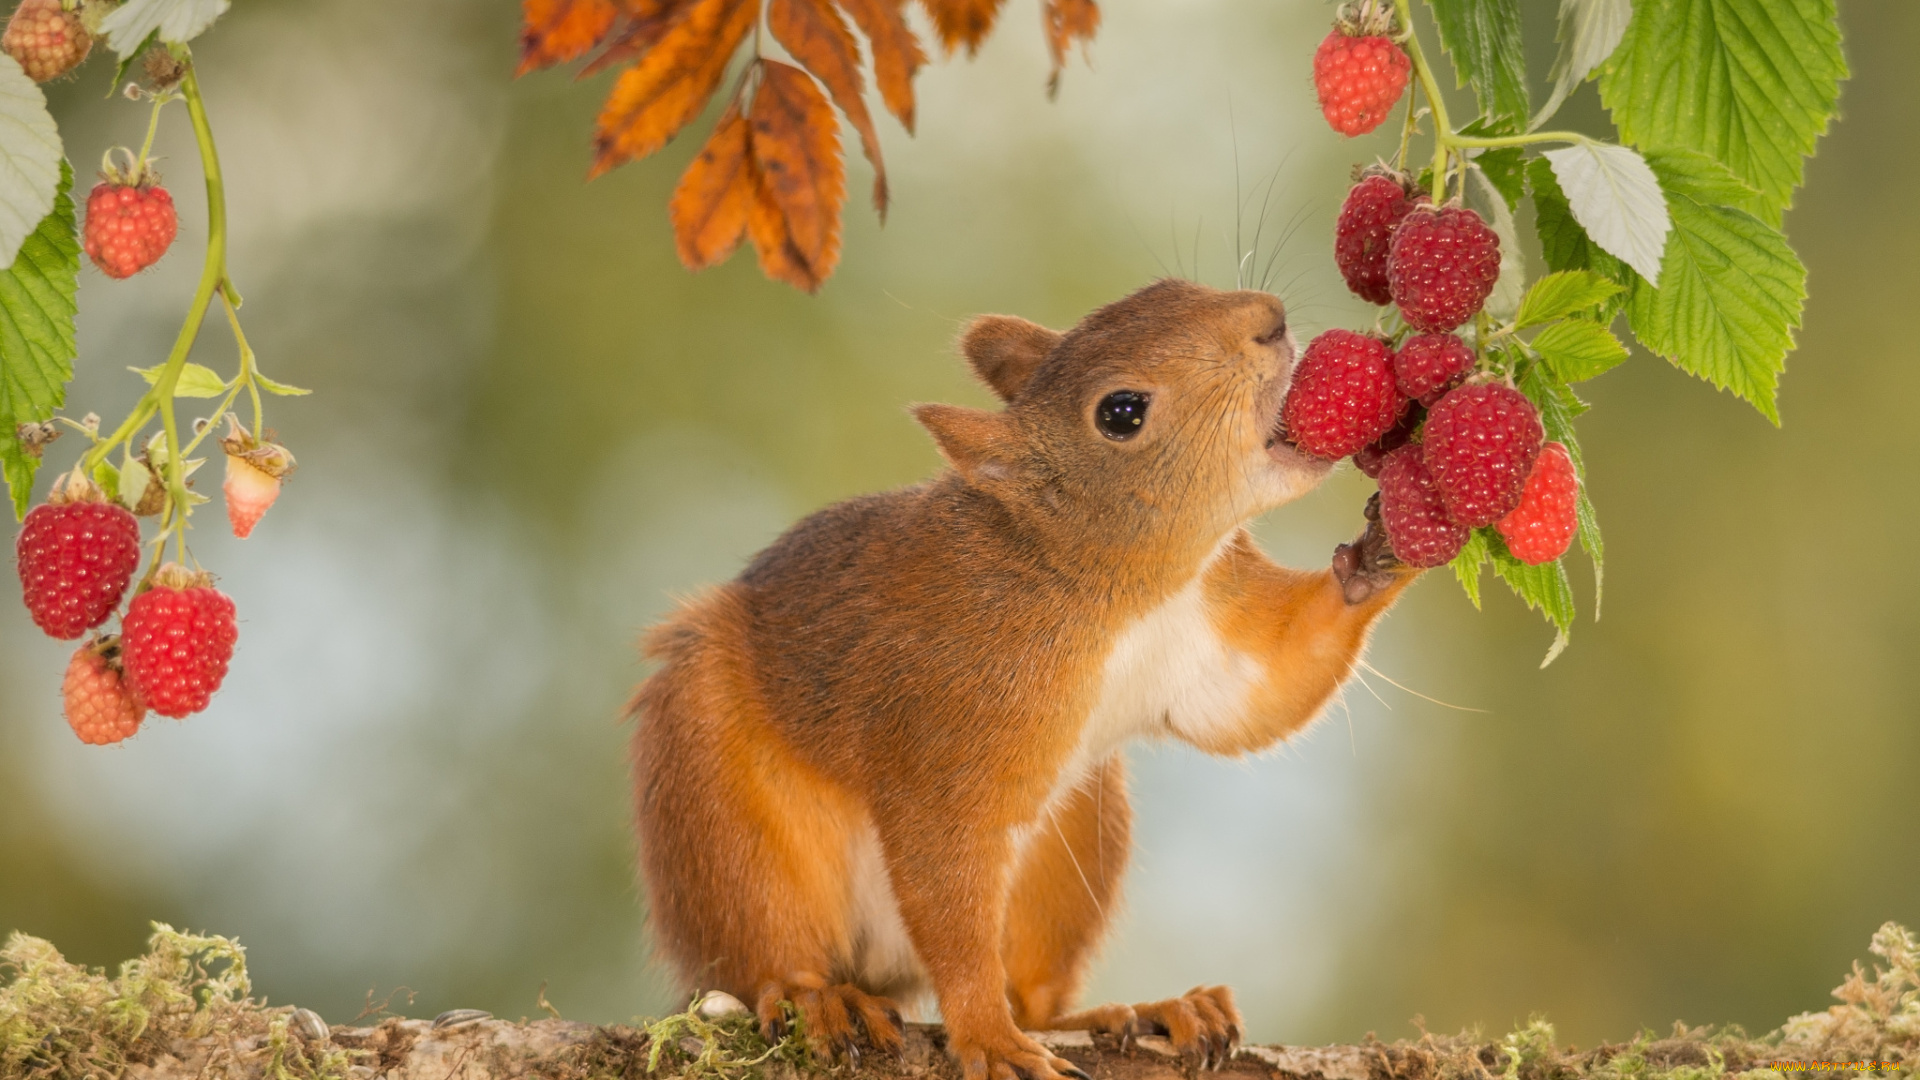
<box><xmin>1394</xmin><ymin>333</ymin><xmax>1476</xmax><ymax>404</ymax></box>
<box><xmin>63</xmin><ymin>636</ymin><xmax>146</xmax><ymax>745</ymax></box>
<box><xmin>120</xmin><ymin>563</ymin><xmax>238</xmax><ymax>719</ymax></box>
<box><xmin>1376</xmin><ymin>444</ymin><xmax>1467</xmax><ymax>568</ymax></box>
<box><xmin>221</xmin><ymin>418</ymin><xmax>296</xmax><ymax>539</ymax></box>
<box><xmin>84</xmin><ymin>179</ymin><xmax>177</xmax><ymax>278</ymax></box>
<box><xmin>1282</xmin><ymin>329</ymin><xmax>1406</xmax><ymax>460</ymax></box>
<box><xmin>3</xmin><ymin>0</ymin><xmax>90</xmax><ymax>82</ymax></box>
<box><xmin>1312</xmin><ymin>27</ymin><xmax>1409</xmax><ymax>137</ymax></box>
<box><xmin>1422</xmin><ymin>382</ymin><xmax>1544</xmax><ymax>527</ymax></box>
<box><xmin>1388</xmin><ymin>205</ymin><xmax>1502</xmax><ymax>333</ymax></box>
<box><xmin>1335</xmin><ymin>174</ymin><xmax>1415</xmax><ymax>305</ymax></box>
<box><xmin>16</xmin><ymin>482</ymin><xmax>143</xmax><ymax>639</ymax></box>
<box><xmin>1497</xmin><ymin>441</ymin><xmax>1578</xmax><ymax>564</ymax></box>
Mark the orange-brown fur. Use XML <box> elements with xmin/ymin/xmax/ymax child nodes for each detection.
<box><xmin>630</xmin><ymin>281</ymin><xmax>1416</xmax><ymax>1080</ymax></box>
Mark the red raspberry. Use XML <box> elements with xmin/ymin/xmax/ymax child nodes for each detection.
<box><xmin>120</xmin><ymin>563</ymin><xmax>238</xmax><ymax>719</ymax></box>
<box><xmin>84</xmin><ymin>178</ymin><xmax>177</xmax><ymax>279</ymax></box>
<box><xmin>1387</xmin><ymin>205</ymin><xmax>1502</xmax><ymax>333</ymax></box>
<box><xmin>1335</xmin><ymin>174</ymin><xmax>1415</xmax><ymax>305</ymax></box>
<box><xmin>1394</xmin><ymin>333</ymin><xmax>1476</xmax><ymax>404</ymax></box>
<box><xmin>1497</xmin><ymin>441</ymin><xmax>1578</xmax><ymax>564</ymax></box>
<box><xmin>63</xmin><ymin>637</ymin><xmax>146</xmax><ymax>746</ymax></box>
<box><xmin>1311</xmin><ymin>2</ymin><xmax>1409</xmax><ymax>138</ymax></box>
<box><xmin>1422</xmin><ymin>382</ymin><xmax>1545</xmax><ymax>527</ymax></box>
<box><xmin>2</xmin><ymin>0</ymin><xmax>90</xmax><ymax>82</ymax></box>
<box><xmin>1351</xmin><ymin>405</ymin><xmax>1420</xmax><ymax>479</ymax></box>
<box><xmin>1376</xmin><ymin>444</ymin><xmax>1467</xmax><ymax>568</ymax></box>
<box><xmin>1282</xmin><ymin>329</ymin><xmax>1406</xmax><ymax>460</ymax></box>
<box><xmin>16</xmin><ymin>481</ymin><xmax>143</xmax><ymax>639</ymax></box>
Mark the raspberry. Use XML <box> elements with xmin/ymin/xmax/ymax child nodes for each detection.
<box><xmin>1376</xmin><ymin>444</ymin><xmax>1467</xmax><ymax>568</ymax></box>
<box><xmin>1387</xmin><ymin>205</ymin><xmax>1502</xmax><ymax>333</ymax></box>
<box><xmin>1351</xmin><ymin>405</ymin><xmax>1420</xmax><ymax>479</ymax></box>
<box><xmin>221</xmin><ymin>419</ymin><xmax>296</xmax><ymax>539</ymax></box>
<box><xmin>1282</xmin><ymin>329</ymin><xmax>1406</xmax><ymax>460</ymax></box>
<box><xmin>1422</xmin><ymin>382</ymin><xmax>1545</xmax><ymax>527</ymax></box>
<box><xmin>16</xmin><ymin>479</ymin><xmax>142</xmax><ymax>639</ymax></box>
<box><xmin>1312</xmin><ymin>2</ymin><xmax>1409</xmax><ymax>138</ymax></box>
<box><xmin>1394</xmin><ymin>333</ymin><xmax>1476</xmax><ymax>404</ymax></box>
<box><xmin>1335</xmin><ymin>174</ymin><xmax>1415</xmax><ymax>305</ymax></box>
<box><xmin>1496</xmin><ymin>441</ymin><xmax>1578</xmax><ymax>564</ymax></box>
<box><xmin>120</xmin><ymin>563</ymin><xmax>238</xmax><ymax>719</ymax></box>
<box><xmin>84</xmin><ymin>176</ymin><xmax>177</xmax><ymax>279</ymax></box>
<box><xmin>63</xmin><ymin>637</ymin><xmax>146</xmax><ymax>746</ymax></box>
<box><xmin>3</xmin><ymin>0</ymin><xmax>90</xmax><ymax>82</ymax></box>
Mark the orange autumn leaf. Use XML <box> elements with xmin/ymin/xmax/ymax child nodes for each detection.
<box><xmin>747</xmin><ymin>61</ymin><xmax>845</xmax><ymax>292</ymax></box>
<box><xmin>1043</xmin><ymin>0</ymin><xmax>1099</xmax><ymax>95</ymax></box>
<box><xmin>670</xmin><ymin>104</ymin><xmax>755</xmax><ymax>269</ymax></box>
<box><xmin>835</xmin><ymin>0</ymin><xmax>925</xmax><ymax>132</ymax></box>
<box><xmin>768</xmin><ymin>0</ymin><xmax>888</xmax><ymax>217</ymax></box>
<box><xmin>581</xmin><ymin>0</ymin><xmax>696</xmax><ymax>77</ymax></box>
<box><xmin>918</xmin><ymin>0</ymin><xmax>1005</xmax><ymax>55</ymax></box>
<box><xmin>589</xmin><ymin>0</ymin><xmax>756</xmax><ymax>177</ymax></box>
<box><xmin>518</xmin><ymin>0</ymin><xmax>622</xmax><ymax>76</ymax></box>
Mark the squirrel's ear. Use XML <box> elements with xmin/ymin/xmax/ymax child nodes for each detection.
<box><xmin>913</xmin><ymin>403</ymin><xmax>1024</xmax><ymax>484</ymax></box>
<box><xmin>959</xmin><ymin>316</ymin><xmax>1061</xmax><ymax>402</ymax></box>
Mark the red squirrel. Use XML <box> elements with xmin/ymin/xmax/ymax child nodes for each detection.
<box><xmin>629</xmin><ymin>280</ymin><xmax>1416</xmax><ymax>1080</ymax></box>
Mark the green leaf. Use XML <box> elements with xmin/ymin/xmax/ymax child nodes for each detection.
<box><xmin>100</xmin><ymin>0</ymin><xmax>230</xmax><ymax>57</ymax></box>
<box><xmin>254</xmin><ymin>371</ymin><xmax>312</xmax><ymax>396</ymax></box>
<box><xmin>1488</xmin><ymin>531</ymin><xmax>1575</xmax><ymax>666</ymax></box>
<box><xmin>1534</xmin><ymin>0</ymin><xmax>1632</xmax><ymax>130</ymax></box>
<box><xmin>0</xmin><ymin>160</ymin><xmax>78</xmax><ymax>520</ymax></box>
<box><xmin>1530</xmin><ymin>319</ymin><xmax>1627</xmax><ymax>382</ymax></box>
<box><xmin>1575</xmin><ymin>486</ymin><xmax>1604</xmax><ymax>618</ymax></box>
<box><xmin>1528</xmin><ymin>159</ymin><xmax>1637</xmax><ymax>323</ymax></box>
<box><xmin>1451</xmin><ymin>527</ymin><xmax>1490</xmax><ymax>610</ymax></box>
<box><xmin>0</xmin><ymin>55</ymin><xmax>64</xmax><ymax>268</ymax></box>
<box><xmin>1427</xmin><ymin>0</ymin><xmax>1529</xmax><ymax>132</ymax></box>
<box><xmin>91</xmin><ymin>458</ymin><xmax>119</xmax><ymax>503</ymax></box>
<box><xmin>1628</xmin><ymin>148</ymin><xmax>1806</xmax><ymax>425</ymax></box>
<box><xmin>1541</xmin><ymin>141</ymin><xmax>1670</xmax><ymax>285</ymax></box>
<box><xmin>1514</xmin><ymin>270</ymin><xmax>1625</xmax><ymax>329</ymax></box>
<box><xmin>1597</xmin><ymin>0</ymin><xmax>1845</xmax><ymax>221</ymax></box>
<box><xmin>131</xmin><ymin>361</ymin><xmax>228</xmax><ymax>398</ymax></box>
<box><xmin>1467</xmin><ymin>165</ymin><xmax>1524</xmax><ymax>321</ymax></box>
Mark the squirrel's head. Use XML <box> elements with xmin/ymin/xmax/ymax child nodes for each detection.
<box><xmin>915</xmin><ymin>279</ymin><xmax>1332</xmax><ymax>558</ymax></box>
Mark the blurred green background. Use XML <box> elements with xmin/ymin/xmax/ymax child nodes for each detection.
<box><xmin>3</xmin><ymin>0</ymin><xmax>1913</xmax><ymax>1049</ymax></box>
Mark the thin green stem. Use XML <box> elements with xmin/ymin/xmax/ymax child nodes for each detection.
<box><xmin>137</xmin><ymin>94</ymin><xmax>168</xmax><ymax>164</ymax></box>
<box><xmin>1395</xmin><ymin>82</ymin><xmax>1420</xmax><ymax>170</ymax></box>
<box><xmin>1448</xmin><ymin>130</ymin><xmax>1590</xmax><ymax>150</ymax></box>
<box><xmin>1393</xmin><ymin>0</ymin><xmax>1451</xmax><ymax>201</ymax></box>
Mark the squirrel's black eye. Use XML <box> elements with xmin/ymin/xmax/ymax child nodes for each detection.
<box><xmin>1095</xmin><ymin>391</ymin><xmax>1150</xmax><ymax>440</ymax></box>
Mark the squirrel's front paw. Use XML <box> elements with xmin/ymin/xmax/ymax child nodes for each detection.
<box><xmin>754</xmin><ymin>978</ymin><xmax>903</xmax><ymax>1063</ymax></box>
<box><xmin>1333</xmin><ymin>492</ymin><xmax>1412</xmax><ymax>605</ymax></box>
<box><xmin>1128</xmin><ymin>985</ymin><xmax>1242</xmax><ymax>1070</ymax></box>
<box><xmin>950</xmin><ymin>1027</ymin><xmax>1092</xmax><ymax>1080</ymax></box>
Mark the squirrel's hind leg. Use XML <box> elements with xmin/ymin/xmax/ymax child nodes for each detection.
<box><xmin>630</xmin><ymin>593</ymin><xmax>904</xmax><ymax>1059</ymax></box>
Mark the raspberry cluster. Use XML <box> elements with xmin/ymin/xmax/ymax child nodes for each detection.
<box><xmin>1283</xmin><ymin>173</ymin><xmax>1580</xmax><ymax>571</ymax></box>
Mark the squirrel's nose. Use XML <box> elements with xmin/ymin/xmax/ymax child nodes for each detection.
<box><xmin>1230</xmin><ymin>290</ymin><xmax>1288</xmax><ymax>346</ymax></box>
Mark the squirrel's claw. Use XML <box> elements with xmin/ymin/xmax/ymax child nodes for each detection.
<box><xmin>1334</xmin><ymin>492</ymin><xmax>1410</xmax><ymax>605</ymax></box>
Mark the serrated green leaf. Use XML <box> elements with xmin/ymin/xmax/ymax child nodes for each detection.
<box><xmin>131</xmin><ymin>361</ymin><xmax>228</xmax><ymax>398</ymax></box>
<box><xmin>1470</xmin><ymin>144</ymin><xmax>1525</xmax><ymax>210</ymax></box>
<box><xmin>0</xmin><ymin>160</ymin><xmax>77</xmax><ymax>519</ymax></box>
<box><xmin>1514</xmin><ymin>270</ymin><xmax>1626</xmax><ymax>329</ymax></box>
<box><xmin>1533</xmin><ymin>0</ymin><xmax>1632</xmax><ymax>130</ymax></box>
<box><xmin>1531</xmin><ymin>319</ymin><xmax>1627</xmax><ymax>382</ymax></box>
<box><xmin>1628</xmin><ymin>149</ymin><xmax>1806</xmax><ymax>425</ymax></box>
<box><xmin>1468</xmin><ymin>165</ymin><xmax>1524</xmax><ymax>321</ymax></box>
<box><xmin>1428</xmin><ymin>0</ymin><xmax>1529</xmax><ymax>132</ymax></box>
<box><xmin>0</xmin><ymin>55</ymin><xmax>64</xmax><ymax>269</ymax></box>
<box><xmin>1487</xmin><ymin>531</ymin><xmax>1575</xmax><ymax>665</ymax></box>
<box><xmin>1451</xmin><ymin>527</ymin><xmax>1490</xmax><ymax>610</ymax></box>
<box><xmin>255</xmin><ymin>371</ymin><xmax>311</xmax><ymax>396</ymax></box>
<box><xmin>1528</xmin><ymin>159</ymin><xmax>1637</xmax><ymax>323</ymax></box>
<box><xmin>1597</xmin><ymin>0</ymin><xmax>1844</xmax><ymax>220</ymax></box>
<box><xmin>1542</xmin><ymin>141</ymin><xmax>1670</xmax><ymax>285</ymax></box>
<box><xmin>1575</xmin><ymin>486</ymin><xmax>1603</xmax><ymax>618</ymax></box>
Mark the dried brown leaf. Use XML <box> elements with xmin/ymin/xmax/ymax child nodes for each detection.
<box><xmin>1043</xmin><ymin>0</ymin><xmax>1098</xmax><ymax>96</ymax></box>
<box><xmin>746</xmin><ymin>61</ymin><xmax>846</xmax><ymax>291</ymax></box>
<box><xmin>769</xmin><ymin>0</ymin><xmax>889</xmax><ymax>217</ymax></box>
<box><xmin>918</xmin><ymin>0</ymin><xmax>1005</xmax><ymax>55</ymax></box>
<box><xmin>589</xmin><ymin>0</ymin><xmax>756</xmax><ymax>177</ymax></box>
<box><xmin>518</xmin><ymin>0</ymin><xmax>622</xmax><ymax>76</ymax></box>
<box><xmin>835</xmin><ymin>0</ymin><xmax>925</xmax><ymax>131</ymax></box>
<box><xmin>669</xmin><ymin>104</ymin><xmax>755</xmax><ymax>269</ymax></box>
